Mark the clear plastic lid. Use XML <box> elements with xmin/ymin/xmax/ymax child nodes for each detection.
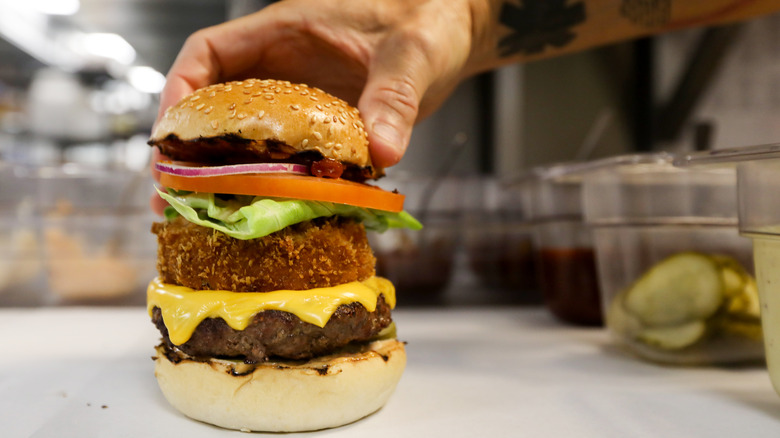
<box><xmin>674</xmin><ymin>142</ymin><xmax>780</xmax><ymax>167</ymax></box>
<box><xmin>581</xmin><ymin>152</ymin><xmax>737</xmax><ymax>227</ymax></box>
<box><xmin>510</xmin><ymin>153</ymin><xmax>673</xmax><ymax>222</ymax></box>
<box><xmin>675</xmin><ymin>143</ymin><xmax>780</xmax><ymax>236</ymax></box>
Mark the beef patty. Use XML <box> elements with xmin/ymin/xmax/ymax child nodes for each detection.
<box><xmin>151</xmin><ymin>294</ymin><xmax>392</xmax><ymax>362</ymax></box>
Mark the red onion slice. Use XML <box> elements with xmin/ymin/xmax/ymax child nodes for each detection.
<box><xmin>155</xmin><ymin>161</ymin><xmax>309</xmax><ymax>177</ymax></box>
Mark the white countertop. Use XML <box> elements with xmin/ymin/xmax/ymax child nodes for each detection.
<box><xmin>1</xmin><ymin>306</ymin><xmax>778</xmax><ymax>437</ymax></box>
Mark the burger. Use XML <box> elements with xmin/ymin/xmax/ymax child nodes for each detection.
<box><xmin>146</xmin><ymin>79</ymin><xmax>421</xmax><ymax>432</ymax></box>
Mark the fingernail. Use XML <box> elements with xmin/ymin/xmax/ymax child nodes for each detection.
<box><xmin>372</xmin><ymin>121</ymin><xmax>403</xmax><ymax>152</ymax></box>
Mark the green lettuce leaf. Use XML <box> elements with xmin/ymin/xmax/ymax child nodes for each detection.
<box><xmin>157</xmin><ymin>188</ymin><xmax>422</xmax><ymax>240</ymax></box>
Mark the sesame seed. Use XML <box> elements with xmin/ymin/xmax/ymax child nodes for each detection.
<box><xmin>243</xmin><ymin>82</ymin><xmax>254</xmax><ymax>88</ymax></box>
<box><xmin>237</xmin><ymin>112</ymin><xmax>247</xmax><ymax>120</ymax></box>
<box><xmin>204</xmin><ymin>106</ymin><xmax>214</xmax><ymax>114</ymax></box>
<box><xmin>309</xmin><ymin>96</ymin><xmax>319</xmax><ymax>102</ymax></box>
<box><xmin>195</xmin><ymin>103</ymin><xmax>205</xmax><ymax>110</ymax></box>
<box><xmin>302</xmin><ymin>139</ymin><xmax>309</xmax><ymax>147</ymax></box>
<box><xmin>339</xmin><ymin>117</ymin><xmax>346</xmax><ymax>124</ymax></box>
<box><xmin>235</xmin><ymin>81</ymin><xmax>244</xmax><ymax>86</ymax></box>
<box><xmin>258</xmin><ymin>110</ymin><xmax>265</xmax><ymax>119</ymax></box>
<box><xmin>290</xmin><ymin>104</ymin><xmax>300</xmax><ymax>111</ymax></box>
<box><xmin>316</xmin><ymin>105</ymin><xmax>323</xmax><ymax>111</ymax></box>
<box><xmin>242</xmin><ymin>89</ymin><xmax>252</xmax><ymax>95</ymax></box>
<box><xmin>300</xmin><ymin>90</ymin><xmax>309</xmax><ymax>96</ymax></box>
<box><xmin>293</xmin><ymin>86</ymin><xmax>301</xmax><ymax>91</ymax></box>
<box><xmin>323</xmin><ymin>118</ymin><xmax>331</xmax><ymax>124</ymax></box>
<box><xmin>211</xmin><ymin>120</ymin><xmax>219</xmax><ymax>129</ymax></box>
<box><xmin>333</xmin><ymin>115</ymin><xmax>339</xmax><ymax>123</ymax></box>
<box><xmin>353</xmin><ymin>122</ymin><xmax>359</xmax><ymax>129</ymax></box>
<box><xmin>189</xmin><ymin>95</ymin><xmax>201</xmax><ymax>102</ymax></box>
<box><xmin>325</xmin><ymin>103</ymin><xmax>331</xmax><ymax>108</ymax></box>
<box><xmin>313</xmin><ymin>131</ymin><xmax>323</xmax><ymax>140</ymax></box>
<box><xmin>224</xmin><ymin>86</ymin><xmax>232</xmax><ymax>91</ymax></box>
<box><xmin>335</xmin><ymin>143</ymin><xmax>343</xmax><ymax>150</ymax></box>
<box><xmin>244</xmin><ymin>98</ymin><xmax>253</xmax><ymax>104</ymax></box>
<box><xmin>228</xmin><ymin>103</ymin><xmax>236</xmax><ymax>110</ymax></box>
<box><xmin>263</xmin><ymin>94</ymin><xmax>274</xmax><ymax>100</ymax></box>
<box><xmin>228</xmin><ymin>110</ymin><xmax>237</xmax><ymax>119</ymax></box>
<box><xmin>209</xmin><ymin>91</ymin><xmax>217</xmax><ymax>97</ymax></box>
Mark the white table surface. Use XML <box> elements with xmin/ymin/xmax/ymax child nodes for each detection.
<box><xmin>1</xmin><ymin>306</ymin><xmax>778</xmax><ymax>437</ymax></box>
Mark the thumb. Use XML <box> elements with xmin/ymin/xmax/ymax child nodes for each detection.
<box><xmin>358</xmin><ymin>46</ymin><xmax>430</xmax><ymax>169</ymax></box>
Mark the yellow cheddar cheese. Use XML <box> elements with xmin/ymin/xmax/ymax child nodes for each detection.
<box><xmin>147</xmin><ymin>277</ymin><xmax>395</xmax><ymax>345</ymax></box>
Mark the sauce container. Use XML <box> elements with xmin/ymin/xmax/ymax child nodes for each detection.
<box><xmin>518</xmin><ymin>162</ymin><xmax>603</xmax><ymax>326</ymax></box>
<box><xmin>584</xmin><ymin>153</ymin><xmax>761</xmax><ymax>365</ymax></box>
<box><xmin>368</xmin><ymin>174</ymin><xmax>461</xmax><ymax>305</ymax></box>
<box><xmin>462</xmin><ymin>176</ymin><xmax>539</xmax><ymax>302</ymax></box>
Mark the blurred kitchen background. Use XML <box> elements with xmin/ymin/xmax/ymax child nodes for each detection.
<box><xmin>1</xmin><ymin>0</ymin><xmax>780</xmax><ymax>311</ymax></box>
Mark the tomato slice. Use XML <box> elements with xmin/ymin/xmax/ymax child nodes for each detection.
<box><xmin>159</xmin><ymin>172</ymin><xmax>406</xmax><ymax>213</ymax></box>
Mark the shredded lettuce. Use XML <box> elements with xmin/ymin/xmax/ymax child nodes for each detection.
<box><xmin>157</xmin><ymin>188</ymin><xmax>422</xmax><ymax>240</ymax></box>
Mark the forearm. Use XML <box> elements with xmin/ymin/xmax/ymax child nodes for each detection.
<box><xmin>466</xmin><ymin>0</ymin><xmax>780</xmax><ymax>76</ymax></box>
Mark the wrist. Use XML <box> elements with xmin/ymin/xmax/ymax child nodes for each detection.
<box><xmin>462</xmin><ymin>0</ymin><xmax>500</xmax><ymax>78</ymax></box>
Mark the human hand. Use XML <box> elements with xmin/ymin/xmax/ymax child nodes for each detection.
<box><xmin>154</xmin><ymin>0</ymin><xmax>487</xmax><ymax>169</ymax></box>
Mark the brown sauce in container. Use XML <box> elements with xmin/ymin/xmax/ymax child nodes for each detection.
<box><xmin>537</xmin><ymin>247</ymin><xmax>603</xmax><ymax>326</ymax></box>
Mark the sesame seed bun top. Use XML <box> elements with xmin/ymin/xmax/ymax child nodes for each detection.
<box><xmin>150</xmin><ymin>79</ymin><xmax>377</xmax><ymax>175</ymax></box>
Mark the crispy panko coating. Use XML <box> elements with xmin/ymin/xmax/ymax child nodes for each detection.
<box><xmin>151</xmin><ymin>216</ymin><xmax>376</xmax><ymax>292</ymax></box>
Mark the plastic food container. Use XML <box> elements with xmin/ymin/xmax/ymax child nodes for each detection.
<box><xmin>0</xmin><ymin>163</ymin><xmax>158</xmax><ymax>306</ymax></box>
<box><xmin>518</xmin><ymin>162</ymin><xmax>603</xmax><ymax>325</ymax></box>
<box><xmin>0</xmin><ymin>163</ymin><xmax>45</xmax><ymax>306</ymax></box>
<box><xmin>368</xmin><ymin>174</ymin><xmax>461</xmax><ymax>305</ymax></box>
<box><xmin>678</xmin><ymin>143</ymin><xmax>780</xmax><ymax>391</ymax></box>
<box><xmin>34</xmin><ymin>165</ymin><xmax>157</xmax><ymax>305</ymax></box>
<box><xmin>462</xmin><ymin>176</ymin><xmax>538</xmax><ymax>301</ymax></box>
<box><xmin>584</xmin><ymin>153</ymin><xmax>761</xmax><ymax>365</ymax></box>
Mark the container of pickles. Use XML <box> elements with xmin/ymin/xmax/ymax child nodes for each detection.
<box><xmin>582</xmin><ymin>153</ymin><xmax>762</xmax><ymax>365</ymax></box>
<box><xmin>678</xmin><ymin>143</ymin><xmax>780</xmax><ymax>390</ymax></box>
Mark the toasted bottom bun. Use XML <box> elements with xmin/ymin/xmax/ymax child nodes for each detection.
<box><xmin>153</xmin><ymin>338</ymin><xmax>406</xmax><ymax>432</ymax></box>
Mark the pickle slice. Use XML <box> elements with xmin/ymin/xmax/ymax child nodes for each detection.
<box><xmin>726</xmin><ymin>277</ymin><xmax>761</xmax><ymax>319</ymax></box>
<box><xmin>710</xmin><ymin>255</ymin><xmax>750</xmax><ymax>299</ymax></box>
<box><xmin>606</xmin><ymin>292</ymin><xmax>643</xmax><ymax>337</ymax></box>
<box><xmin>623</xmin><ymin>252</ymin><xmax>723</xmax><ymax>327</ymax></box>
<box><xmin>716</xmin><ymin>313</ymin><xmax>763</xmax><ymax>341</ymax></box>
<box><xmin>637</xmin><ymin>320</ymin><xmax>707</xmax><ymax>350</ymax></box>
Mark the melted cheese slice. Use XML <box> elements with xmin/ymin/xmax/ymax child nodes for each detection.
<box><xmin>147</xmin><ymin>277</ymin><xmax>396</xmax><ymax>346</ymax></box>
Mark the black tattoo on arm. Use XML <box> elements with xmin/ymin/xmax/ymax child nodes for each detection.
<box><xmin>498</xmin><ymin>0</ymin><xmax>587</xmax><ymax>57</ymax></box>
<box><xmin>620</xmin><ymin>0</ymin><xmax>671</xmax><ymax>27</ymax></box>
